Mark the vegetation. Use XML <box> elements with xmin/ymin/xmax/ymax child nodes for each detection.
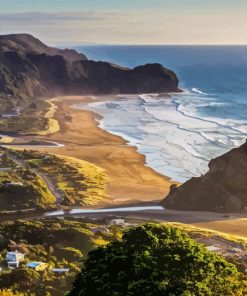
<box><xmin>0</xmin><ymin>148</ymin><xmax>108</xmax><ymax>211</ymax></box>
<box><xmin>0</xmin><ymin>99</ymin><xmax>51</xmax><ymax>134</ymax></box>
<box><xmin>11</xmin><ymin>149</ymin><xmax>108</xmax><ymax>206</ymax></box>
<box><xmin>0</xmin><ymin>218</ymin><xmax>118</xmax><ymax>295</ymax></box>
<box><xmin>0</xmin><ymin>289</ymin><xmax>25</xmax><ymax>296</ymax></box>
<box><xmin>0</xmin><ymin>168</ymin><xmax>55</xmax><ymax>211</ymax></box>
<box><xmin>69</xmin><ymin>223</ymin><xmax>247</xmax><ymax>296</ymax></box>
<box><xmin>37</xmin><ymin>100</ymin><xmax>60</xmax><ymax>135</ymax></box>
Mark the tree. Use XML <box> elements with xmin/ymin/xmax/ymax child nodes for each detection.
<box><xmin>68</xmin><ymin>223</ymin><xmax>246</xmax><ymax>296</ymax></box>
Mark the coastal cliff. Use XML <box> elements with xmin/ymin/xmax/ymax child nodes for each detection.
<box><xmin>162</xmin><ymin>141</ymin><xmax>247</xmax><ymax>212</ymax></box>
<box><xmin>0</xmin><ymin>34</ymin><xmax>179</xmax><ymax>102</ymax></box>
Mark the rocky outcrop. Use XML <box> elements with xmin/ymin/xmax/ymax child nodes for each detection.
<box><xmin>162</xmin><ymin>141</ymin><xmax>247</xmax><ymax>212</ymax></box>
<box><xmin>0</xmin><ymin>34</ymin><xmax>180</xmax><ymax>101</ymax></box>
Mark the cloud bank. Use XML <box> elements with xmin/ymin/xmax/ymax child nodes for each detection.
<box><xmin>0</xmin><ymin>10</ymin><xmax>246</xmax><ymax>45</ymax></box>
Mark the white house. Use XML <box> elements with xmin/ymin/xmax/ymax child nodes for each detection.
<box><xmin>6</xmin><ymin>251</ymin><xmax>25</xmax><ymax>268</ymax></box>
<box><xmin>110</xmin><ymin>219</ymin><xmax>125</xmax><ymax>226</ymax></box>
<box><xmin>205</xmin><ymin>245</ymin><xmax>222</xmax><ymax>253</ymax></box>
<box><xmin>232</xmin><ymin>247</ymin><xmax>242</xmax><ymax>253</ymax></box>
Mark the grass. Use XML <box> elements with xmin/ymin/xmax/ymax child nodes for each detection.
<box><xmin>0</xmin><ymin>136</ymin><xmax>14</xmax><ymax>144</ymax></box>
<box><xmin>37</xmin><ymin>100</ymin><xmax>60</xmax><ymax>135</ymax></box>
<box><xmin>0</xmin><ymin>169</ymin><xmax>56</xmax><ymax>211</ymax></box>
<box><xmin>164</xmin><ymin>222</ymin><xmax>247</xmax><ymax>247</ymax></box>
<box><xmin>8</xmin><ymin>149</ymin><xmax>108</xmax><ymax>207</ymax></box>
<box><xmin>57</xmin><ymin>155</ymin><xmax>108</xmax><ymax>206</ymax></box>
<box><xmin>0</xmin><ymin>98</ymin><xmax>59</xmax><ymax>135</ymax></box>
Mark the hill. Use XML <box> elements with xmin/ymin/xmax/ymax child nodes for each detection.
<box><xmin>0</xmin><ymin>34</ymin><xmax>179</xmax><ymax>104</ymax></box>
<box><xmin>0</xmin><ymin>33</ymin><xmax>87</xmax><ymax>63</ymax></box>
<box><xmin>162</xmin><ymin>140</ymin><xmax>247</xmax><ymax>212</ymax></box>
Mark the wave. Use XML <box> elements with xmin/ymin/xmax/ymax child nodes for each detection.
<box><xmin>174</xmin><ymin>96</ymin><xmax>247</xmax><ymax>137</ymax></box>
<box><xmin>191</xmin><ymin>88</ymin><xmax>208</xmax><ymax>95</ymax></box>
<box><xmin>74</xmin><ymin>92</ymin><xmax>246</xmax><ymax>182</ymax></box>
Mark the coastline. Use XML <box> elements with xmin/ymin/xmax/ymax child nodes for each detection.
<box><xmin>31</xmin><ymin>96</ymin><xmax>177</xmax><ymax>205</ymax></box>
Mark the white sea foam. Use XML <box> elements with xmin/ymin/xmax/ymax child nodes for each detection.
<box><xmin>191</xmin><ymin>88</ymin><xmax>208</xmax><ymax>95</ymax></box>
<box><xmin>74</xmin><ymin>92</ymin><xmax>247</xmax><ymax>182</ymax></box>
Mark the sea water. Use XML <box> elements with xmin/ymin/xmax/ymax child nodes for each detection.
<box><xmin>74</xmin><ymin>45</ymin><xmax>247</xmax><ymax>182</ymax></box>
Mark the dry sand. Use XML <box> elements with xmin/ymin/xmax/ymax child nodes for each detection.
<box><xmin>32</xmin><ymin>96</ymin><xmax>175</xmax><ymax>205</ymax></box>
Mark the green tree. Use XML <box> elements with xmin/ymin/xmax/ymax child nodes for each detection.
<box><xmin>68</xmin><ymin>223</ymin><xmax>246</xmax><ymax>296</ymax></box>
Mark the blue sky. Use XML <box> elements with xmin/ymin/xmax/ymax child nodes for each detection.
<box><xmin>1</xmin><ymin>0</ymin><xmax>246</xmax><ymax>12</ymax></box>
<box><xmin>0</xmin><ymin>0</ymin><xmax>246</xmax><ymax>45</ymax></box>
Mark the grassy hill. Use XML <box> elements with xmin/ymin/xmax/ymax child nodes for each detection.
<box><xmin>0</xmin><ymin>148</ymin><xmax>108</xmax><ymax>212</ymax></box>
<box><xmin>0</xmin><ymin>218</ymin><xmax>119</xmax><ymax>295</ymax></box>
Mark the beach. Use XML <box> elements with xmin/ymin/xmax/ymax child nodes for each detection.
<box><xmin>31</xmin><ymin>96</ymin><xmax>175</xmax><ymax>205</ymax></box>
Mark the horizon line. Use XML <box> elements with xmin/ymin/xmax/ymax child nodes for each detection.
<box><xmin>58</xmin><ymin>43</ymin><xmax>247</xmax><ymax>47</ymax></box>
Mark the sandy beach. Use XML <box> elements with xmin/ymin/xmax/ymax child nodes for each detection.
<box><xmin>30</xmin><ymin>96</ymin><xmax>175</xmax><ymax>205</ymax></box>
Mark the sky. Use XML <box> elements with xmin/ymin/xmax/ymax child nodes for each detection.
<box><xmin>0</xmin><ymin>0</ymin><xmax>246</xmax><ymax>45</ymax></box>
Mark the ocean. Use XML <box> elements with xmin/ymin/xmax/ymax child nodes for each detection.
<box><xmin>74</xmin><ymin>45</ymin><xmax>247</xmax><ymax>182</ymax></box>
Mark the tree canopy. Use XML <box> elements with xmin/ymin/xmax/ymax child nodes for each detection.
<box><xmin>68</xmin><ymin>223</ymin><xmax>246</xmax><ymax>296</ymax></box>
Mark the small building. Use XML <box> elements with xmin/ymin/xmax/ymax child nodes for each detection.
<box><xmin>51</xmin><ymin>268</ymin><xmax>70</xmax><ymax>274</ymax></box>
<box><xmin>6</xmin><ymin>251</ymin><xmax>25</xmax><ymax>268</ymax></box>
<box><xmin>1</xmin><ymin>108</ymin><xmax>21</xmax><ymax>119</ymax></box>
<box><xmin>110</xmin><ymin>219</ymin><xmax>125</xmax><ymax>226</ymax></box>
<box><xmin>205</xmin><ymin>245</ymin><xmax>222</xmax><ymax>253</ymax></box>
<box><xmin>26</xmin><ymin>262</ymin><xmax>48</xmax><ymax>271</ymax></box>
<box><xmin>232</xmin><ymin>247</ymin><xmax>242</xmax><ymax>253</ymax></box>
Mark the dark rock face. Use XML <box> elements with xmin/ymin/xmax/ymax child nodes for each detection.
<box><xmin>0</xmin><ymin>34</ymin><xmax>179</xmax><ymax>101</ymax></box>
<box><xmin>162</xmin><ymin>141</ymin><xmax>247</xmax><ymax>212</ymax></box>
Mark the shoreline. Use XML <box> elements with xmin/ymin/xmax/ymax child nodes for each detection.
<box><xmin>29</xmin><ymin>95</ymin><xmax>176</xmax><ymax>205</ymax></box>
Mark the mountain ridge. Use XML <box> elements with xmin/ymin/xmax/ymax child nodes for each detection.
<box><xmin>0</xmin><ymin>34</ymin><xmax>180</xmax><ymax>102</ymax></box>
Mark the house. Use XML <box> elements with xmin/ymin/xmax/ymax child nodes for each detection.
<box><xmin>205</xmin><ymin>245</ymin><xmax>222</xmax><ymax>253</ymax></box>
<box><xmin>232</xmin><ymin>247</ymin><xmax>242</xmax><ymax>253</ymax></box>
<box><xmin>51</xmin><ymin>268</ymin><xmax>70</xmax><ymax>274</ymax></box>
<box><xmin>6</xmin><ymin>251</ymin><xmax>25</xmax><ymax>268</ymax></box>
<box><xmin>1</xmin><ymin>108</ymin><xmax>21</xmax><ymax>119</ymax></box>
<box><xmin>26</xmin><ymin>262</ymin><xmax>48</xmax><ymax>271</ymax></box>
<box><xmin>110</xmin><ymin>219</ymin><xmax>125</xmax><ymax>226</ymax></box>
<box><xmin>2</xmin><ymin>109</ymin><xmax>21</xmax><ymax>119</ymax></box>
